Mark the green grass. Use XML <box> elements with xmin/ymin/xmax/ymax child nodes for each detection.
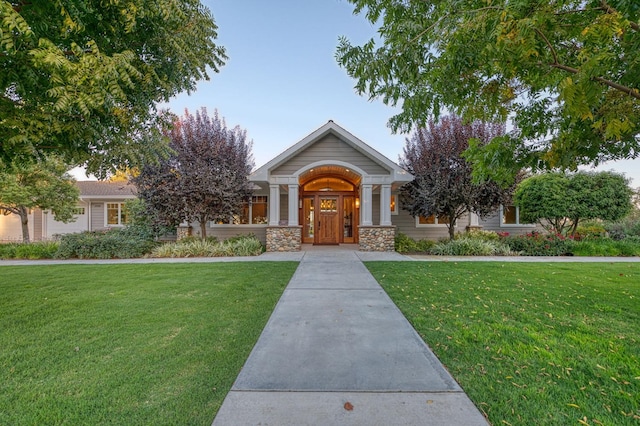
<box><xmin>367</xmin><ymin>262</ymin><xmax>640</xmax><ymax>425</ymax></box>
<box><xmin>0</xmin><ymin>262</ymin><xmax>297</xmax><ymax>425</ymax></box>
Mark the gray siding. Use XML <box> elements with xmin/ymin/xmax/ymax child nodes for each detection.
<box><xmin>33</xmin><ymin>209</ymin><xmax>43</xmax><ymax>241</ymax></box>
<box><xmin>280</xmin><ymin>194</ymin><xmax>289</xmax><ymax>223</ymax></box>
<box><xmin>91</xmin><ymin>203</ymin><xmax>104</xmax><ymax>230</ymax></box>
<box><xmin>371</xmin><ymin>194</ymin><xmax>380</xmax><ymax>225</ymax></box>
<box><xmin>391</xmin><ymin>207</ymin><xmax>468</xmax><ymax>241</ymax></box>
<box><xmin>272</xmin><ymin>135</ymin><xmax>389</xmax><ymax>176</ymax></box>
<box><xmin>479</xmin><ymin>211</ymin><xmax>540</xmax><ymax>236</ymax></box>
<box><xmin>207</xmin><ymin>226</ymin><xmax>268</xmax><ymax>245</ymax></box>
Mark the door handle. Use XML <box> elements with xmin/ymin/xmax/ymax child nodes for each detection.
<box><xmin>318</xmin><ymin>221</ymin><xmax>321</xmax><ymax>230</ymax></box>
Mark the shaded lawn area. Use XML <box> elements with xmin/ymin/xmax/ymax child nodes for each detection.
<box><xmin>0</xmin><ymin>262</ymin><xmax>298</xmax><ymax>425</ymax></box>
<box><xmin>367</xmin><ymin>262</ymin><xmax>639</xmax><ymax>425</ymax></box>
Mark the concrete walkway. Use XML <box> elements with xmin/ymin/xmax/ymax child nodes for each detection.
<box><xmin>212</xmin><ymin>249</ymin><xmax>488</xmax><ymax>425</ymax></box>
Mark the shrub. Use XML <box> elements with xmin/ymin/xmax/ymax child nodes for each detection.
<box><xmin>394</xmin><ymin>233</ymin><xmax>434</xmax><ymax>253</ymax></box>
<box><xmin>604</xmin><ymin>217</ymin><xmax>640</xmax><ymax>240</ymax></box>
<box><xmin>415</xmin><ymin>239</ymin><xmax>436</xmax><ymax>253</ymax></box>
<box><xmin>177</xmin><ymin>235</ymin><xmax>219</xmax><ymax>245</ymax></box>
<box><xmin>0</xmin><ymin>243</ymin><xmax>18</xmax><ymax>259</ymax></box>
<box><xmin>0</xmin><ymin>241</ymin><xmax>59</xmax><ymax>259</ymax></box>
<box><xmin>222</xmin><ymin>234</ymin><xmax>263</xmax><ymax>256</ymax></box>
<box><xmin>571</xmin><ymin>239</ymin><xmax>640</xmax><ymax>257</ymax></box>
<box><xmin>395</xmin><ymin>233</ymin><xmax>416</xmax><ymax>253</ymax></box>
<box><xmin>55</xmin><ymin>229</ymin><xmax>157</xmax><ymax>259</ymax></box>
<box><xmin>150</xmin><ymin>234</ymin><xmax>263</xmax><ymax>258</ymax></box>
<box><xmin>503</xmin><ymin>232</ymin><xmax>575</xmax><ymax>256</ymax></box>
<box><xmin>458</xmin><ymin>229</ymin><xmax>502</xmax><ymax>242</ymax></box>
<box><xmin>574</xmin><ymin>223</ymin><xmax>607</xmax><ymax>240</ymax></box>
<box><xmin>431</xmin><ymin>237</ymin><xmax>513</xmax><ymax>256</ymax></box>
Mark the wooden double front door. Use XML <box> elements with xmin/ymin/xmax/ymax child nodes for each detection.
<box><xmin>302</xmin><ymin>193</ymin><xmax>357</xmax><ymax>245</ymax></box>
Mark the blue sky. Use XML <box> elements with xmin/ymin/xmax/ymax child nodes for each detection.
<box><xmin>75</xmin><ymin>0</ymin><xmax>639</xmax><ymax>186</ymax></box>
<box><xmin>164</xmin><ymin>0</ymin><xmax>407</xmax><ymax>168</ymax></box>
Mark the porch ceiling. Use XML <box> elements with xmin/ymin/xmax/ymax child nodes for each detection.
<box><xmin>299</xmin><ymin>166</ymin><xmax>362</xmax><ymax>186</ymax></box>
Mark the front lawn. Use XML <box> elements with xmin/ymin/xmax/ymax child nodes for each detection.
<box><xmin>367</xmin><ymin>262</ymin><xmax>639</xmax><ymax>425</ymax></box>
<box><xmin>0</xmin><ymin>262</ymin><xmax>297</xmax><ymax>425</ymax></box>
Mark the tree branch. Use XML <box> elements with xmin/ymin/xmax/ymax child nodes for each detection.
<box><xmin>600</xmin><ymin>0</ymin><xmax>639</xmax><ymax>31</ymax></box>
<box><xmin>534</xmin><ymin>28</ymin><xmax>640</xmax><ymax>100</ymax></box>
<box><xmin>549</xmin><ymin>62</ymin><xmax>640</xmax><ymax>100</ymax></box>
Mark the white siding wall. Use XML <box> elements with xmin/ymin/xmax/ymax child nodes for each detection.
<box><xmin>0</xmin><ymin>212</ymin><xmax>32</xmax><ymax>242</ymax></box>
<box><xmin>45</xmin><ymin>203</ymin><xmax>89</xmax><ymax>237</ymax></box>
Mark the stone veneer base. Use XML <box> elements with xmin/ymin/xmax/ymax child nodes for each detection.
<box><xmin>266</xmin><ymin>226</ymin><xmax>302</xmax><ymax>252</ymax></box>
<box><xmin>358</xmin><ymin>226</ymin><xmax>396</xmax><ymax>252</ymax></box>
<box><xmin>176</xmin><ymin>226</ymin><xmax>192</xmax><ymax>241</ymax></box>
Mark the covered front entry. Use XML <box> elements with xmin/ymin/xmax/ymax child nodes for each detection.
<box><xmin>300</xmin><ymin>169</ymin><xmax>359</xmax><ymax>245</ymax></box>
<box><xmin>302</xmin><ymin>194</ymin><xmax>358</xmax><ymax>244</ymax></box>
<box><xmin>249</xmin><ymin>120</ymin><xmax>414</xmax><ymax>252</ymax></box>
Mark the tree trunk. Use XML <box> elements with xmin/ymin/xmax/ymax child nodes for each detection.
<box><xmin>447</xmin><ymin>218</ymin><xmax>456</xmax><ymax>241</ymax></box>
<box><xmin>199</xmin><ymin>218</ymin><xmax>207</xmax><ymax>240</ymax></box>
<box><xmin>19</xmin><ymin>206</ymin><xmax>30</xmax><ymax>244</ymax></box>
<box><xmin>570</xmin><ymin>218</ymin><xmax>580</xmax><ymax>237</ymax></box>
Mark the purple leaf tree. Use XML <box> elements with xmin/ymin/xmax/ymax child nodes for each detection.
<box><xmin>134</xmin><ymin>108</ymin><xmax>254</xmax><ymax>239</ymax></box>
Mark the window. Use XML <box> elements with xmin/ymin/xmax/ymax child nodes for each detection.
<box><xmin>417</xmin><ymin>214</ymin><xmax>449</xmax><ymax>226</ymax></box>
<box><xmin>500</xmin><ymin>205</ymin><xmax>534</xmax><ymax>226</ymax></box>
<box><xmin>72</xmin><ymin>207</ymin><xmax>85</xmax><ymax>215</ymax></box>
<box><xmin>232</xmin><ymin>196</ymin><xmax>268</xmax><ymax>225</ymax></box>
<box><xmin>106</xmin><ymin>203</ymin><xmax>128</xmax><ymax>226</ymax></box>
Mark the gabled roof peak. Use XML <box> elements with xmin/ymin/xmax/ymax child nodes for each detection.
<box><xmin>250</xmin><ymin>121</ymin><xmax>412</xmax><ymax>183</ymax></box>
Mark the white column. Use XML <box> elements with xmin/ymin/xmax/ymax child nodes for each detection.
<box><xmin>287</xmin><ymin>184</ymin><xmax>299</xmax><ymax>226</ymax></box>
<box><xmin>380</xmin><ymin>184</ymin><xmax>392</xmax><ymax>226</ymax></box>
<box><xmin>269</xmin><ymin>184</ymin><xmax>280</xmax><ymax>226</ymax></box>
<box><xmin>361</xmin><ymin>184</ymin><xmax>373</xmax><ymax>226</ymax></box>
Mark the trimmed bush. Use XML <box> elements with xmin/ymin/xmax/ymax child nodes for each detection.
<box><xmin>55</xmin><ymin>229</ymin><xmax>157</xmax><ymax>259</ymax></box>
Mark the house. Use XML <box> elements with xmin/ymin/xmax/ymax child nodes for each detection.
<box><xmin>0</xmin><ymin>181</ymin><xmax>136</xmax><ymax>242</ymax></box>
<box><xmin>1</xmin><ymin>121</ymin><xmax>537</xmax><ymax>248</ymax></box>
<box><xmin>193</xmin><ymin>120</ymin><xmax>538</xmax><ymax>251</ymax></box>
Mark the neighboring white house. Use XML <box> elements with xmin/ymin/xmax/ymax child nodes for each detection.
<box><xmin>0</xmin><ymin>181</ymin><xmax>136</xmax><ymax>242</ymax></box>
<box><xmin>1</xmin><ymin>121</ymin><xmax>538</xmax><ymax>249</ymax></box>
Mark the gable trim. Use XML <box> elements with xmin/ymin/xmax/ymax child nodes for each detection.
<box><xmin>251</xmin><ymin>120</ymin><xmax>412</xmax><ymax>183</ymax></box>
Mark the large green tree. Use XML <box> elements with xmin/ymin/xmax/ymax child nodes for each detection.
<box><xmin>337</xmin><ymin>0</ymin><xmax>640</xmax><ymax>184</ymax></box>
<box><xmin>0</xmin><ymin>0</ymin><xmax>226</xmax><ymax>177</ymax></box>
<box><xmin>514</xmin><ymin>171</ymin><xmax>633</xmax><ymax>235</ymax></box>
<box><xmin>0</xmin><ymin>157</ymin><xmax>79</xmax><ymax>243</ymax></box>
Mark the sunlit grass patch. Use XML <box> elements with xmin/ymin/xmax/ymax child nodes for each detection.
<box><xmin>0</xmin><ymin>262</ymin><xmax>297</xmax><ymax>425</ymax></box>
<box><xmin>367</xmin><ymin>262</ymin><xmax>639</xmax><ymax>425</ymax></box>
